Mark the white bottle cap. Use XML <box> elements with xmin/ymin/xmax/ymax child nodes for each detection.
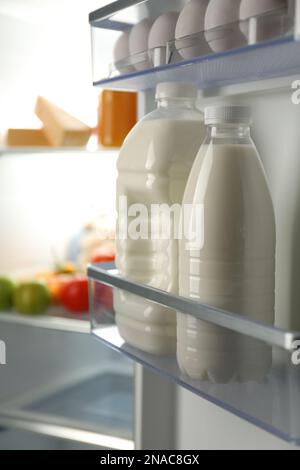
<box><xmin>205</xmin><ymin>105</ymin><xmax>252</xmax><ymax>125</ymax></box>
<box><xmin>155</xmin><ymin>82</ymin><xmax>198</xmax><ymax>100</ymax></box>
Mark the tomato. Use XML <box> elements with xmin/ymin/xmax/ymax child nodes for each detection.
<box><xmin>94</xmin><ymin>283</ymin><xmax>113</xmax><ymax>311</ymax></box>
<box><xmin>36</xmin><ymin>272</ymin><xmax>73</xmax><ymax>305</ymax></box>
<box><xmin>92</xmin><ymin>253</ymin><xmax>115</xmax><ymax>263</ymax></box>
<box><xmin>61</xmin><ymin>277</ymin><xmax>89</xmax><ymax>313</ymax></box>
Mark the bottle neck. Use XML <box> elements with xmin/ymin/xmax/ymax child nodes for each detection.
<box><xmin>156</xmin><ymin>97</ymin><xmax>196</xmax><ymax>110</ymax></box>
<box><xmin>208</xmin><ymin>124</ymin><xmax>251</xmax><ymax>139</ymax></box>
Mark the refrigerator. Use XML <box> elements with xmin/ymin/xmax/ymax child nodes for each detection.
<box><xmin>89</xmin><ymin>0</ymin><xmax>300</xmax><ymax>450</ymax></box>
<box><xmin>1</xmin><ymin>0</ymin><xmax>300</xmax><ymax>450</ymax></box>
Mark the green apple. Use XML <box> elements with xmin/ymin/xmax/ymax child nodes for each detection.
<box><xmin>0</xmin><ymin>277</ymin><xmax>15</xmax><ymax>311</ymax></box>
<box><xmin>14</xmin><ymin>282</ymin><xmax>50</xmax><ymax>315</ymax></box>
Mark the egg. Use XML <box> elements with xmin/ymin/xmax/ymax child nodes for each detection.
<box><xmin>175</xmin><ymin>0</ymin><xmax>210</xmax><ymax>59</ymax></box>
<box><xmin>148</xmin><ymin>12</ymin><xmax>179</xmax><ymax>66</ymax></box>
<box><xmin>113</xmin><ymin>29</ymin><xmax>134</xmax><ymax>73</ymax></box>
<box><xmin>129</xmin><ymin>18</ymin><xmax>154</xmax><ymax>70</ymax></box>
<box><xmin>205</xmin><ymin>0</ymin><xmax>246</xmax><ymax>53</ymax></box>
<box><xmin>240</xmin><ymin>0</ymin><xmax>288</xmax><ymax>43</ymax></box>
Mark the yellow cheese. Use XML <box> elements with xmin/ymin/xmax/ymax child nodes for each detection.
<box><xmin>35</xmin><ymin>96</ymin><xmax>91</xmax><ymax>147</ymax></box>
<box><xmin>6</xmin><ymin>128</ymin><xmax>50</xmax><ymax>147</ymax></box>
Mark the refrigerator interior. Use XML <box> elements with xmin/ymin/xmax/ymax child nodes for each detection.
<box><xmin>0</xmin><ymin>322</ymin><xmax>134</xmax><ymax>449</ymax></box>
<box><xmin>0</xmin><ymin>151</ymin><xmax>135</xmax><ymax>449</ymax></box>
<box><xmin>0</xmin><ymin>1</ymin><xmax>138</xmax><ymax>449</ymax></box>
<box><xmin>1</xmin><ymin>0</ymin><xmax>300</xmax><ymax>450</ymax></box>
<box><xmin>87</xmin><ymin>0</ymin><xmax>300</xmax><ymax>450</ymax></box>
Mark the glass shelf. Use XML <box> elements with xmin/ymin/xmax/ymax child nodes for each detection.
<box><xmin>0</xmin><ymin>322</ymin><xmax>134</xmax><ymax>449</ymax></box>
<box><xmin>90</xmin><ymin>0</ymin><xmax>300</xmax><ymax>91</ymax></box>
<box><xmin>0</xmin><ymin>412</ymin><xmax>133</xmax><ymax>450</ymax></box>
<box><xmin>0</xmin><ymin>147</ymin><xmax>119</xmax><ymax>156</ymax></box>
<box><xmin>88</xmin><ymin>263</ymin><xmax>300</xmax><ymax>445</ymax></box>
<box><xmin>93</xmin><ymin>36</ymin><xmax>300</xmax><ymax>91</ymax></box>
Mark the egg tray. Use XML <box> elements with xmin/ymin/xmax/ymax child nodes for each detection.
<box><xmin>109</xmin><ymin>46</ymin><xmax>167</xmax><ymax>77</ymax></box>
<box><xmin>167</xmin><ymin>7</ymin><xmax>293</xmax><ymax>65</ymax></box>
<box><xmin>91</xmin><ymin>5</ymin><xmax>294</xmax><ymax>80</ymax></box>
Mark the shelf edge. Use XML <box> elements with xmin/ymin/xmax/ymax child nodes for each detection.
<box><xmin>88</xmin><ymin>264</ymin><xmax>300</xmax><ymax>351</ymax></box>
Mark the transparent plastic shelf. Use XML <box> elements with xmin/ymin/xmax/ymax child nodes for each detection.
<box><xmin>0</xmin><ymin>323</ymin><xmax>134</xmax><ymax>449</ymax></box>
<box><xmin>93</xmin><ymin>36</ymin><xmax>300</xmax><ymax>91</ymax></box>
<box><xmin>88</xmin><ymin>263</ymin><xmax>300</xmax><ymax>445</ymax></box>
<box><xmin>90</xmin><ymin>0</ymin><xmax>299</xmax><ymax>91</ymax></box>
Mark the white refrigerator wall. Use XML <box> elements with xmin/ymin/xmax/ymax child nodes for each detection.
<box><xmin>176</xmin><ymin>389</ymin><xmax>295</xmax><ymax>450</ymax></box>
<box><xmin>0</xmin><ymin>1</ymin><xmax>121</xmax><ymax>275</ymax></box>
<box><xmin>0</xmin><ymin>0</ymin><xmax>107</xmax><ymax>130</ymax></box>
<box><xmin>0</xmin><ymin>153</ymin><xmax>117</xmax><ymax>275</ymax></box>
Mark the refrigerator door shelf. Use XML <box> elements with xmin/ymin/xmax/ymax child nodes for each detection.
<box><xmin>0</xmin><ymin>370</ymin><xmax>133</xmax><ymax>448</ymax></box>
<box><xmin>88</xmin><ymin>263</ymin><xmax>300</xmax><ymax>446</ymax></box>
<box><xmin>92</xmin><ymin>35</ymin><xmax>300</xmax><ymax>91</ymax></box>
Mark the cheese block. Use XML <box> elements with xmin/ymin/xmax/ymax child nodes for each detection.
<box><xmin>35</xmin><ymin>96</ymin><xmax>91</xmax><ymax>147</ymax></box>
<box><xmin>6</xmin><ymin>128</ymin><xmax>50</xmax><ymax>147</ymax></box>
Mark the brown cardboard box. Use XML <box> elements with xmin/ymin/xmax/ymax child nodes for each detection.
<box><xmin>35</xmin><ymin>96</ymin><xmax>91</xmax><ymax>147</ymax></box>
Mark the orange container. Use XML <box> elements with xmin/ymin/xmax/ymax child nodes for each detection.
<box><xmin>98</xmin><ymin>90</ymin><xmax>137</xmax><ymax>148</ymax></box>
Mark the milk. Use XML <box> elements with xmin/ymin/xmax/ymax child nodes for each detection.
<box><xmin>178</xmin><ymin>118</ymin><xmax>276</xmax><ymax>382</ymax></box>
<box><xmin>115</xmin><ymin>84</ymin><xmax>205</xmax><ymax>355</ymax></box>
